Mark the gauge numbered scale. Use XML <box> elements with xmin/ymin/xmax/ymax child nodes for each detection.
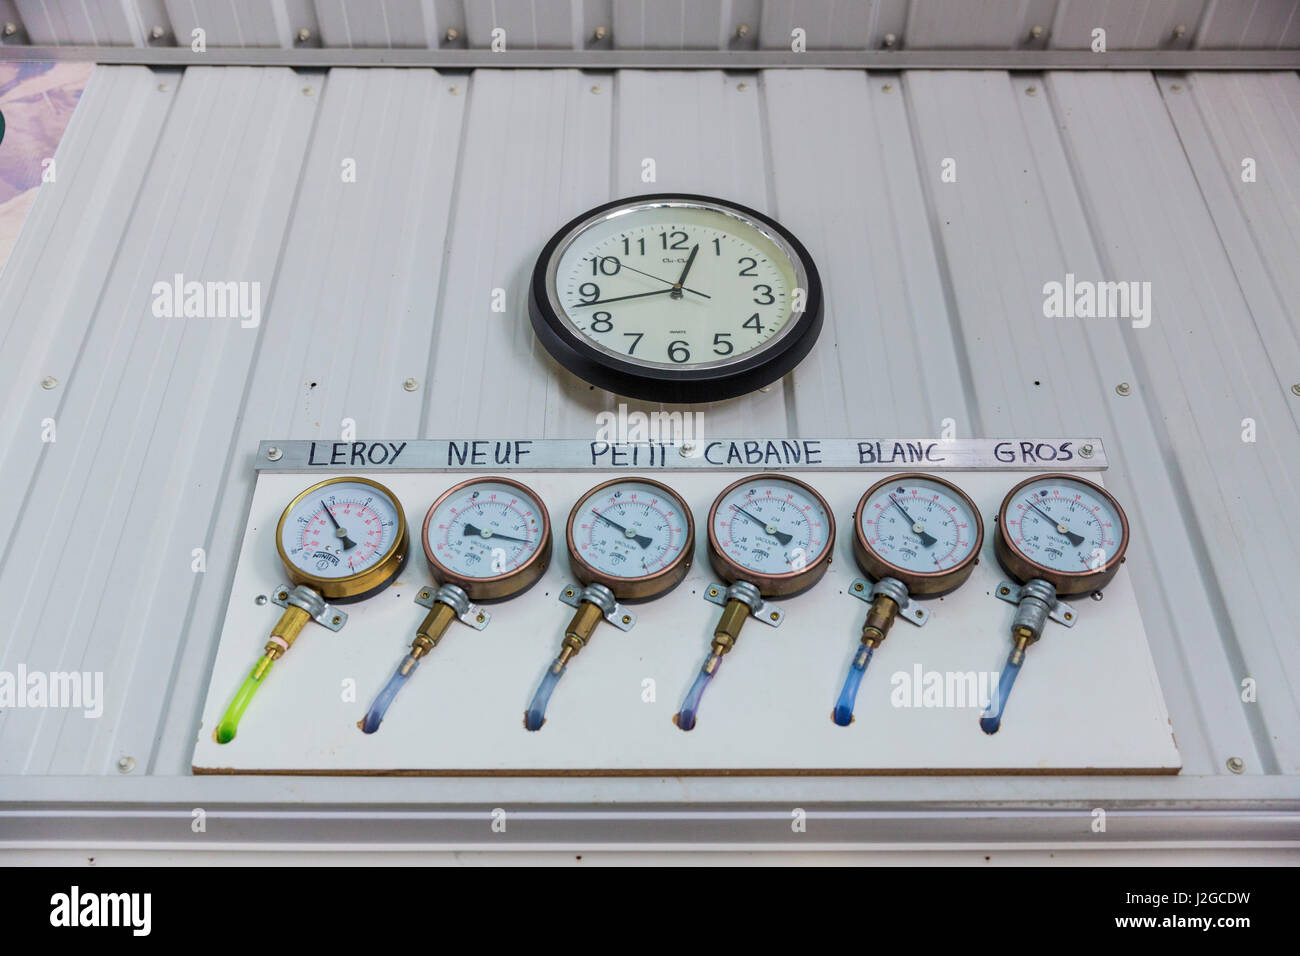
<box><xmin>524</xmin><ymin>478</ymin><xmax>694</xmax><ymax>730</ymax></box>
<box><xmin>677</xmin><ymin>474</ymin><xmax>835</xmax><ymax>731</ymax></box>
<box><xmin>217</xmin><ymin>477</ymin><xmax>409</xmax><ymax>743</ymax></box>
<box><xmin>530</xmin><ymin>194</ymin><xmax>824</xmax><ymax>403</ymax></box>
<box><xmin>362</xmin><ymin>478</ymin><xmax>551</xmax><ymax>734</ymax></box>
<box><xmin>982</xmin><ymin>473</ymin><xmax>1130</xmax><ymax>734</ymax></box>
<box><xmin>833</xmin><ymin>474</ymin><xmax>983</xmax><ymax>726</ymax></box>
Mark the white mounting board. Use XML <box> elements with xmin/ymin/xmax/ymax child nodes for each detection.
<box><xmin>193</xmin><ymin>470</ymin><xmax>1180</xmax><ymax>775</ymax></box>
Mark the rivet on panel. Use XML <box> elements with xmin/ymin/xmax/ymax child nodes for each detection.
<box><xmin>449</xmin><ymin>85</ymin><xmax>460</xmax><ymax>95</ymax></box>
<box><xmin>1173</xmin><ymin>24</ymin><xmax>1188</xmax><ymax>39</ymax></box>
<box><xmin>1292</xmin><ymin>384</ymin><xmax>1300</xmax><ymax>396</ymax></box>
<box><xmin>590</xmin><ymin>84</ymin><xmax>601</xmax><ymax>94</ymax></box>
<box><xmin>1026</xmin><ymin>85</ymin><xmax>1038</xmax><ymax>96</ymax></box>
<box><xmin>403</xmin><ymin>378</ymin><xmax>419</xmax><ymax>392</ymax></box>
<box><xmin>149</xmin><ymin>25</ymin><xmax>165</xmax><ymax>40</ymax></box>
<box><xmin>679</xmin><ymin>442</ymin><xmax>695</xmax><ymax>457</ymax></box>
<box><xmin>297</xmin><ymin>27</ymin><xmax>312</xmax><ymax>43</ymax></box>
<box><xmin>302</xmin><ymin>86</ymin><xmax>315</xmax><ymax>96</ymax></box>
<box><xmin>117</xmin><ymin>756</ymin><xmax>135</xmax><ymax>773</ymax></box>
<box><xmin>157</xmin><ymin>82</ymin><xmax>169</xmax><ymax>92</ymax></box>
<box><xmin>882</xmin><ymin>33</ymin><xmax>897</xmax><ymax>48</ymax></box>
<box><xmin>593</xmin><ymin>26</ymin><xmax>608</xmax><ymax>41</ymax></box>
<box><xmin>1079</xmin><ymin>443</ymin><xmax>1094</xmax><ymax>458</ymax></box>
<box><xmin>445</xmin><ymin>27</ymin><xmax>459</xmax><ymax>42</ymax></box>
<box><xmin>1115</xmin><ymin>382</ymin><xmax>1132</xmax><ymax>396</ymax></box>
<box><xmin>737</xmin><ymin>82</ymin><xmax>748</xmax><ymax>91</ymax></box>
<box><xmin>1227</xmin><ymin>757</ymin><xmax>1245</xmax><ymax>774</ymax></box>
<box><xmin>735</xmin><ymin>24</ymin><xmax>750</xmax><ymax>39</ymax></box>
<box><xmin>3</xmin><ymin>22</ymin><xmax>17</xmax><ymax>37</ymax></box>
<box><xmin>255</xmin><ymin>594</ymin><xmax>268</xmax><ymax>606</ymax></box>
<box><xmin>1029</xmin><ymin>25</ymin><xmax>1045</xmax><ymax>40</ymax></box>
<box><xmin>266</xmin><ymin>446</ymin><xmax>283</xmax><ymax>461</ymax></box>
<box><xmin>882</xmin><ymin>82</ymin><xmax>893</xmax><ymax>93</ymax></box>
<box><xmin>41</xmin><ymin>376</ymin><xmax>58</xmax><ymax>389</ymax></box>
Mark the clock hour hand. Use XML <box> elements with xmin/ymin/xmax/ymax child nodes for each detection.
<box><xmin>573</xmin><ymin>288</ymin><xmax>672</xmax><ymax>308</ymax></box>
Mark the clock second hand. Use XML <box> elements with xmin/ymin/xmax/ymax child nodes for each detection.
<box><xmin>591</xmin><ymin>255</ymin><xmax>711</xmax><ymax>300</ymax></box>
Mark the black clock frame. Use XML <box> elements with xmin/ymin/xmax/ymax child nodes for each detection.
<box><xmin>528</xmin><ymin>193</ymin><xmax>824</xmax><ymax>404</ymax></box>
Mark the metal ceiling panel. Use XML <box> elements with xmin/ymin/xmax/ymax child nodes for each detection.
<box><xmin>0</xmin><ymin>61</ymin><xmax>1297</xmax><ymax>839</ymax></box>
<box><xmin>4</xmin><ymin>0</ymin><xmax>1299</xmax><ymax>49</ymax></box>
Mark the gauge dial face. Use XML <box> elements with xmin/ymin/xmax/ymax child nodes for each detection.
<box><xmin>277</xmin><ymin>478</ymin><xmax>406</xmax><ymax>596</ymax></box>
<box><xmin>709</xmin><ymin>475</ymin><xmax>834</xmax><ymax>589</ymax></box>
<box><xmin>857</xmin><ymin>475</ymin><xmax>981</xmax><ymax>582</ymax></box>
<box><xmin>1000</xmin><ymin>475</ymin><xmax>1127</xmax><ymax>578</ymax></box>
<box><xmin>567</xmin><ymin>479</ymin><xmax>693</xmax><ymax>590</ymax></box>
<box><xmin>422</xmin><ymin>478</ymin><xmax>550</xmax><ymax>596</ymax></box>
<box><xmin>532</xmin><ymin>195</ymin><xmax>824</xmax><ymax>403</ymax></box>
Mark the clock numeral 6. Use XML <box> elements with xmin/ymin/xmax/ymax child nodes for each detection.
<box><xmin>668</xmin><ymin>340</ymin><xmax>691</xmax><ymax>363</ymax></box>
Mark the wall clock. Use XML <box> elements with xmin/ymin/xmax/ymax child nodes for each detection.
<box><xmin>529</xmin><ymin>194</ymin><xmax>824</xmax><ymax>404</ymax></box>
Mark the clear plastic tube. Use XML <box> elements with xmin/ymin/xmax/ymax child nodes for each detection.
<box><xmin>525</xmin><ymin>658</ymin><xmax>566</xmax><ymax>731</ymax></box>
<box><xmin>979</xmin><ymin>648</ymin><xmax>1023</xmax><ymax>735</ymax></box>
<box><xmin>361</xmin><ymin>655</ymin><xmax>420</xmax><ymax>734</ymax></box>
<box><xmin>832</xmin><ymin>645</ymin><xmax>874</xmax><ymax>727</ymax></box>
<box><xmin>676</xmin><ymin>656</ymin><xmax>720</xmax><ymax>732</ymax></box>
<box><xmin>216</xmin><ymin>657</ymin><xmax>274</xmax><ymax>744</ymax></box>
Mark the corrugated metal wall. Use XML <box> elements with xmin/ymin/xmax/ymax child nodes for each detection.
<box><xmin>6</xmin><ymin>0</ymin><xmax>1300</xmax><ymax>50</ymax></box>
<box><xmin>0</xmin><ymin>63</ymin><xmax>1297</xmax><ymax>801</ymax></box>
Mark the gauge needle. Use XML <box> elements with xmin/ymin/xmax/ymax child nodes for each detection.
<box><xmin>731</xmin><ymin>505</ymin><xmax>794</xmax><ymax>546</ymax></box>
<box><xmin>321</xmin><ymin>500</ymin><xmax>357</xmax><ymax>551</ymax></box>
<box><xmin>462</xmin><ymin>523</ymin><xmax>531</xmax><ymax>545</ymax></box>
<box><xmin>1024</xmin><ymin>499</ymin><xmax>1085</xmax><ymax>546</ymax></box>
<box><xmin>595</xmin><ymin>257</ymin><xmax>711</xmax><ymax>299</ymax></box>
<box><xmin>592</xmin><ymin>510</ymin><xmax>653</xmax><ymax>549</ymax></box>
<box><xmin>888</xmin><ymin>495</ymin><xmax>938</xmax><ymax>548</ymax></box>
<box><xmin>670</xmin><ymin>244</ymin><xmax>699</xmax><ymax>299</ymax></box>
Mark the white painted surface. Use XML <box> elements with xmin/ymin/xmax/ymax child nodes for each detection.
<box><xmin>193</xmin><ymin>469</ymin><xmax>1178</xmax><ymax>774</ymax></box>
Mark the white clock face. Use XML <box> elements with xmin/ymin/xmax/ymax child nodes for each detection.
<box><xmin>549</xmin><ymin>201</ymin><xmax>804</xmax><ymax>370</ymax></box>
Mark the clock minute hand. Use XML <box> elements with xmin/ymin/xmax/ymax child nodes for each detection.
<box><xmin>671</xmin><ymin>244</ymin><xmax>700</xmax><ymax>299</ymax></box>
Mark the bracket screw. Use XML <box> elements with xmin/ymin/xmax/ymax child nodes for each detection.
<box><xmin>1079</xmin><ymin>443</ymin><xmax>1094</xmax><ymax>458</ymax></box>
<box><xmin>266</xmin><ymin>446</ymin><xmax>282</xmax><ymax>461</ymax></box>
<box><xmin>1227</xmin><ymin>756</ymin><xmax>1245</xmax><ymax>774</ymax></box>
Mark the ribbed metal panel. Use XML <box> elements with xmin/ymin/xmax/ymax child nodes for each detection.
<box><xmin>0</xmin><ymin>63</ymin><xmax>1297</xmax><ymax>829</ymax></box>
<box><xmin>6</xmin><ymin>0</ymin><xmax>1300</xmax><ymax>49</ymax></box>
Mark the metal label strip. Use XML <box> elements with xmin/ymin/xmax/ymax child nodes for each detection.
<box><xmin>255</xmin><ymin>438</ymin><xmax>1107</xmax><ymax>472</ymax></box>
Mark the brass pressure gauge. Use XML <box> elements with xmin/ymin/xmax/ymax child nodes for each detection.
<box><xmin>982</xmin><ymin>473</ymin><xmax>1130</xmax><ymax>734</ymax></box>
<box><xmin>676</xmin><ymin>474</ymin><xmax>835</xmax><ymax>731</ymax></box>
<box><xmin>361</xmin><ymin>477</ymin><xmax>552</xmax><ymax>733</ymax></box>
<box><xmin>217</xmin><ymin>476</ymin><xmax>409</xmax><ymax>743</ymax></box>
<box><xmin>524</xmin><ymin>477</ymin><xmax>694</xmax><ymax>730</ymax></box>
<box><xmin>833</xmin><ymin>474</ymin><xmax>983</xmax><ymax>726</ymax></box>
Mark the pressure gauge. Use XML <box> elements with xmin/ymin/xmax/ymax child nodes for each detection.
<box><xmin>833</xmin><ymin>474</ymin><xmax>983</xmax><ymax>726</ymax></box>
<box><xmin>529</xmin><ymin>194</ymin><xmax>824</xmax><ymax>403</ymax></box>
<box><xmin>676</xmin><ymin>474</ymin><xmax>835</xmax><ymax>731</ymax></box>
<box><xmin>524</xmin><ymin>477</ymin><xmax>694</xmax><ymax>730</ymax></box>
<box><xmin>362</xmin><ymin>478</ymin><xmax>552</xmax><ymax>733</ymax></box>
<box><xmin>276</xmin><ymin>477</ymin><xmax>409</xmax><ymax>600</ymax></box>
<box><xmin>981</xmin><ymin>474</ymin><xmax>1130</xmax><ymax>734</ymax></box>
<box><xmin>218</xmin><ymin>477</ymin><xmax>409</xmax><ymax>743</ymax></box>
